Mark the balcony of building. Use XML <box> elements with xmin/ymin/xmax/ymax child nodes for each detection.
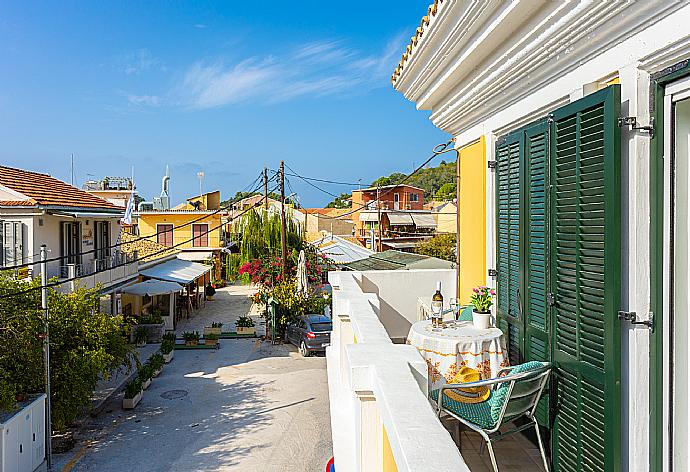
<box><xmin>44</xmin><ymin>249</ymin><xmax>139</xmax><ymax>292</ymax></box>
<box><xmin>327</xmin><ymin>269</ymin><xmax>546</xmax><ymax>472</ymax></box>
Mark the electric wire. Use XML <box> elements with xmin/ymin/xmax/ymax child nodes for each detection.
<box><xmin>283</xmin><ymin>172</ymin><xmax>361</xmax><ymax>187</ymax></box>
<box><xmin>0</xmin><ymin>171</ymin><xmax>269</xmax><ymax>271</ymax></box>
<box><xmin>0</xmin><ymin>186</ymin><xmax>280</xmax><ymax>300</ymax></box>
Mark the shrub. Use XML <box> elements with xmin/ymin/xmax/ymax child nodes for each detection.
<box><xmin>134</xmin><ymin>326</ymin><xmax>148</xmax><ymax>344</ymax></box>
<box><xmin>162</xmin><ymin>331</ymin><xmax>176</xmax><ymax>342</ymax></box>
<box><xmin>124</xmin><ymin>378</ymin><xmax>142</xmax><ymax>399</ymax></box>
<box><xmin>0</xmin><ymin>274</ymin><xmax>135</xmax><ymax>430</ymax></box>
<box><xmin>148</xmin><ymin>353</ymin><xmax>164</xmax><ymax>371</ymax></box>
<box><xmin>205</xmin><ymin>332</ymin><xmax>219</xmax><ymax>341</ymax></box>
<box><xmin>160</xmin><ymin>339</ymin><xmax>175</xmax><ymax>355</ymax></box>
<box><xmin>211</xmin><ymin>322</ymin><xmax>223</xmax><ymax>328</ymax></box>
<box><xmin>137</xmin><ymin>364</ymin><xmax>154</xmax><ymax>382</ymax></box>
<box><xmin>235</xmin><ymin>315</ymin><xmax>255</xmax><ymax>328</ymax></box>
<box><xmin>182</xmin><ymin>331</ymin><xmax>200</xmax><ymax>342</ymax></box>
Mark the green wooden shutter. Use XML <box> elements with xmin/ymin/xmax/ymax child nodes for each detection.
<box><xmin>523</xmin><ymin>120</ymin><xmax>551</xmax><ymax>427</ymax></box>
<box><xmin>495</xmin><ymin>132</ymin><xmax>524</xmax><ymax>365</ymax></box>
<box><xmin>549</xmin><ymin>85</ymin><xmax>621</xmax><ymax>472</ymax></box>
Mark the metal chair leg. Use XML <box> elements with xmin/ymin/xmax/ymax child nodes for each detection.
<box><xmin>485</xmin><ymin>437</ymin><xmax>499</xmax><ymax>472</ymax></box>
<box><xmin>533</xmin><ymin>421</ymin><xmax>550</xmax><ymax>472</ymax></box>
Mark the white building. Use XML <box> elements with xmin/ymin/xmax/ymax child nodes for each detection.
<box><xmin>327</xmin><ymin>2</ymin><xmax>690</xmax><ymax>472</ymax></box>
<box><xmin>0</xmin><ymin>166</ymin><xmax>136</xmax><ymax>291</ymax></box>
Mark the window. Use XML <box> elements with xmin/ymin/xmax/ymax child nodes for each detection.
<box><xmin>1</xmin><ymin>221</ymin><xmax>24</xmax><ymax>266</ymax></box>
<box><xmin>192</xmin><ymin>224</ymin><xmax>209</xmax><ymax>247</ymax></box>
<box><xmin>157</xmin><ymin>224</ymin><xmax>173</xmax><ymax>247</ymax></box>
<box><xmin>60</xmin><ymin>221</ymin><xmax>81</xmax><ymax>265</ymax></box>
<box><xmin>410</xmin><ymin>193</ymin><xmax>419</xmax><ymax>202</ymax></box>
<box><xmin>94</xmin><ymin>221</ymin><xmax>111</xmax><ymax>261</ymax></box>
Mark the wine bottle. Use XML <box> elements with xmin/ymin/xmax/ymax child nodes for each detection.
<box><xmin>431</xmin><ymin>281</ymin><xmax>443</xmax><ymax>328</ymax></box>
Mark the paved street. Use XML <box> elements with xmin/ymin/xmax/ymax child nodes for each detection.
<box><xmin>55</xmin><ymin>283</ymin><xmax>331</xmax><ymax>472</ymax></box>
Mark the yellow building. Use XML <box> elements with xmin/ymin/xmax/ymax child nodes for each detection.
<box><xmin>430</xmin><ymin>201</ymin><xmax>457</xmax><ymax>235</ymax></box>
<box><xmin>137</xmin><ymin>191</ymin><xmax>226</xmax><ymax>280</ymax></box>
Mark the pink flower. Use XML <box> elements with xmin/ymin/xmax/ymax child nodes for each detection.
<box><xmin>473</xmin><ymin>288</ymin><xmax>479</xmax><ymax>293</ymax></box>
<box><xmin>490</xmin><ymin>290</ymin><xmax>496</xmax><ymax>296</ymax></box>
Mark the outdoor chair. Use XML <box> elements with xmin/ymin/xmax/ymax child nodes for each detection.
<box><xmin>457</xmin><ymin>305</ymin><xmax>474</xmax><ymax>321</ymax></box>
<box><xmin>430</xmin><ymin>361</ymin><xmax>551</xmax><ymax>472</ymax></box>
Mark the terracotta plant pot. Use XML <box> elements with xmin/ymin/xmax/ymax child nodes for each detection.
<box><xmin>204</xmin><ymin>327</ymin><xmax>221</xmax><ymax>337</ymax></box>
<box><xmin>185</xmin><ymin>340</ymin><xmax>198</xmax><ymax>347</ymax></box>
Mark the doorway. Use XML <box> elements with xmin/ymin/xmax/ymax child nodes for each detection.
<box><xmin>663</xmin><ymin>76</ymin><xmax>690</xmax><ymax>472</ymax></box>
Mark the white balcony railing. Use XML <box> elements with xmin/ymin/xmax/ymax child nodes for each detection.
<box><xmin>48</xmin><ymin>250</ymin><xmax>139</xmax><ymax>292</ymax></box>
<box><xmin>327</xmin><ymin>269</ymin><xmax>468</xmax><ymax>472</ymax></box>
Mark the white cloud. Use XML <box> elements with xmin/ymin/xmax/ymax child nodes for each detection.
<box><xmin>126</xmin><ymin>94</ymin><xmax>161</xmax><ymax>107</ymax></box>
<box><xmin>176</xmin><ymin>35</ymin><xmax>406</xmax><ymax>109</ymax></box>
<box><xmin>122</xmin><ymin>49</ymin><xmax>164</xmax><ymax>75</ymax></box>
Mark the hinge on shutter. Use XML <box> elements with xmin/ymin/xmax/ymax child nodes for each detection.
<box><xmin>546</xmin><ymin>292</ymin><xmax>555</xmax><ymax>306</ymax></box>
<box><xmin>488</xmin><ymin>160</ymin><xmax>497</xmax><ymax>169</ymax></box>
<box><xmin>488</xmin><ymin>268</ymin><xmax>498</xmax><ymax>277</ymax></box>
<box><xmin>617</xmin><ymin>310</ymin><xmax>655</xmax><ymax>331</ymax></box>
<box><xmin>617</xmin><ymin>116</ymin><xmax>655</xmax><ymax>138</ymax></box>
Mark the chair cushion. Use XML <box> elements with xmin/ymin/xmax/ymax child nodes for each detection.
<box><xmin>490</xmin><ymin>361</ymin><xmax>544</xmax><ymax>425</ymax></box>
<box><xmin>430</xmin><ymin>388</ymin><xmax>496</xmax><ymax>429</ymax></box>
<box><xmin>457</xmin><ymin>306</ymin><xmax>474</xmax><ymax>321</ymax></box>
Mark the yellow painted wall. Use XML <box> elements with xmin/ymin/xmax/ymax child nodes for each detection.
<box><xmin>137</xmin><ymin>212</ymin><xmax>223</xmax><ymax>248</ymax></box>
<box><xmin>457</xmin><ymin>137</ymin><xmax>487</xmax><ymax>303</ymax></box>
<box><xmin>434</xmin><ymin>202</ymin><xmax>457</xmax><ymax>234</ymax></box>
<box><xmin>382</xmin><ymin>425</ymin><xmax>399</xmax><ymax>472</ymax></box>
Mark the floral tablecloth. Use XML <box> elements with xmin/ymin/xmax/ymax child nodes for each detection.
<box><xmin>407</xmin><ymin>319</ymin><xmax>508</xmax><ymax>391</ymax></box>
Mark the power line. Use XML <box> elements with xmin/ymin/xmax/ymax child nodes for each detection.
<box><xmin>0</xmin><ymin>186</ymin><xmax>280</xmax><ymax>300</ymax></box>
<box><xmin>0</xmin><ymin>170</ymin><xmax>268</xmax><ymax>271</ymax></box>
<box><xmin>288</xmin><ymin>140</ymin><xmax>456</xmax><ymax>221</ymax></box>
<box><xmin>283</xmin><ymin>172</ymin><xmax>361</xmax><ymax>187</ymax></box>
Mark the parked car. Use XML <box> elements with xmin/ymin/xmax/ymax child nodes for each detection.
<box><xmin>285</xmin><ymin>314</ymin><xmax>332</xmax><ymax>357</ymax></box>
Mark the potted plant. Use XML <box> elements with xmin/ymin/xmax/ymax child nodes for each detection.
<box><xmin>183</xmin><ymin>331</ymin><xmax>200</xmax><ymax>346</ymax></box>
<box><xmin>134</xmin><ymin>326</ymin><xmax>148</xmax><ymax>347</ymax></box>
<box><xmin>204</xmin><ymin>332</ymin><xmax>220</xmax><ymax>347</ymax></box>
<box><xmin>148</xmin><ymin>353</ymin><xmax>165</xmax><ymax>377</ymax></box>
<box><xmin>161</xmin><ymin>339</ymin><xmax>175</xmax><ymax>363</ymax></box>
<box><xmin>204</xmin><ymin>322</ymin><xmax>223</xmax><ymax>338</ymax></box>
<box><xmin>235</xmin><ymin>315</ymin><xmax>255</xmax><ymax>335</ymax></box>
<box><xmin>138</xmin><ymin>364</ymin><xmax>154</xmax><ymax>390</ymax></box>
<box><xmin>123</xmin><ymin>377</ymin><xmax>143</xmax><ymax>409</ymax></box>
<box><xmin>469</xmin><ymin>285</ymin><xmax>495</xmax><ymax>329</ymax></box>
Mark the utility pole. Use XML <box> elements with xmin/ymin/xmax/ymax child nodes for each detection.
<box><xmin>376</xmin><ymin>184</ymin><xmax>382</xmax><ymax>252</ymax></box>
<box><xmin>40</xmin><ymin>245</ymin><xmax>52</xmax><ymax>469</ymax></box>
<box><xmin>279</xmin><ymin>161</ymin><xmax>287</xmax><ymax>278</ymax></box>
<box><xmin>263</xmin><ymin>167</ymin><xmax>269</xmax><ymax>210</ymax></box>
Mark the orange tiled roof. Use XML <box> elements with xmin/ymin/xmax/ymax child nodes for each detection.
<box><xmin>0</xmin><ymin>166</ymin><xmax>121</xmax><ymax>210</ymax></box>
<box><xmin>390</xmin><ymin>0</ymin><xmax>446</xmax><ymax>85</ymax></box>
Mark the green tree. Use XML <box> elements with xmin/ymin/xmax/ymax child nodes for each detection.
<box><xmin>325</xmin><ymin>193</ymin><xmax>352</xmax><ymax>209</ymax></box>
<box><xmin>435</xmin><ymin>182</ymin><xmax>456</xmax><ymax>201</ymax></box>
<box><xmin>0</xmin><ymin>274</ymin><xmax>135</xmax><ymax>430</ymax></box>
<box><xmin>416</xmin><ymin>233</ymin><xmax>457</xmax><ymax>262</ymax></box>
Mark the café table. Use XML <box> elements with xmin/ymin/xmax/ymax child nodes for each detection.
<box><xmin>407</xmin><ymin>319</ymin><xmax>508</xmax><ymax>391</ymax></box>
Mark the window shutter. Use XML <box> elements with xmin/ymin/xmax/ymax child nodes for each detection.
<box><xmin>523</xmin><ymin>120</ymin><xmax>551</xmax><ymax>427</ymax></box>
<box><xmin>549</xmin><ymin>85</ymin><xmax>621</xmax><ymax>472</ymax></box>
<box><xmin>13</xmin><ymin>222</ymin><xmax>23</xmax><ymax>265</ymax></box>
<box><xmin>495</xmin><ymin>132</ymin><xmax>524</xmax><ymax>365</ymax></box>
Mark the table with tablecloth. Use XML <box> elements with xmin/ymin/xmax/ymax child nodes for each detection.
<box><xmin>407</xmin><ymin>319</ymin><xmax>509</xmax><ymax>391</ymax></box>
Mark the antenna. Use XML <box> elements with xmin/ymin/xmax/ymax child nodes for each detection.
<box><xmin>197</xmin><ymin>171</ymin><xmax>205</xmax><ymax>195</ymax></box>
<box><xmin>70</xmin><ymin>153</ymin><xmax>74</xmax><ymax>186</ymax></box>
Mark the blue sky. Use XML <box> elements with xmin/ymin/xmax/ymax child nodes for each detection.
<box><xmin>0</xmin><ymin>1</ymin><xmax>448</xmax><ymax>207</ymax></box>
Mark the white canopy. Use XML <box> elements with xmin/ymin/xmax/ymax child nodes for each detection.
<box><xmin>121</xmin><ymin>280</ymin><xmax>183</xmax><ymax>296</ymax></box>
<box><xmin>411</xmin><ymin>213</ymin><xmax>437</xmax><ymax>229</ymax></box>
<box><xmin>387</xmin><ymin>212</ymin><xmax>414</xmax><ymax>225</ymax></box>
<box><xmin>177</xmin><ymin>251</ymin><xmax>213</xmax><ymax>262</ymax></box>
<box><xmin>140</xmin><ymin>258</ymin><xmax>212</xmax><ymax>284</ymax></box>
<box><xmin>358</xmin><ymin>212</ymin><xmax>379</xmax><ymax>222</ymax></box>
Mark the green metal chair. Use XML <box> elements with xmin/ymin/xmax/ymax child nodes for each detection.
<box><xmin>457</xmin><ymin>305</ymin><xmax>474</xmax><ymax>321</ymax></box>
<box><xmin>430</xmin><ymin>361</ymin><xmax>551</xmax><ymax>472</ymax></box>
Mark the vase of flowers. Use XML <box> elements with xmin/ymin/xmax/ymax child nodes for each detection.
<box><xmin>470</xmin><ymin>286</ymin><xmax>495</xmax><ymax>329</ymax></box>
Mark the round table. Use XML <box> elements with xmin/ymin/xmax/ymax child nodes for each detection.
<box><xmin>407</xmin><ymin>319</ymin><xmax>508</xmax><ymax>391</ymax></box>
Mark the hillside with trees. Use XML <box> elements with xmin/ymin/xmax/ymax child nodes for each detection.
<box><xmin>326</xmin><ymin>159</ymin><xmax>456</xmax><ymax>207</ymax></box>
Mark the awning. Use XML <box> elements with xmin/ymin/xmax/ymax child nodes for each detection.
<box><xmin>121</xmin><ymin>280</ymin><xmax>183</xmax><ymax>296</ymax></box>
<box><xmin>177</xmin><ymin>251</ymin><xmax>214</xmax><ymax>262</ymax></box>
<box><xmin>387</xmin><ymin>212</ymin><xmax>414</xmax><ymax>225</ymax></box>
<box><xmin>411</xmin><ymin>213</ymin><xmax>437</xmax><ymax>228</ymax></box>
<box><xmin>140</xmin><ymin>258</ymin><xmax>212</xmax><ymax>284</ymax></box>
<box><xmin>383</xmin><ymin>241</ymin><xmax>420</xmax><ymax>249</ymax></box>
<box><xmin>358</xmin><ymin>212</ymin><xmax>378</xmax><ymax>222</ymax></box>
